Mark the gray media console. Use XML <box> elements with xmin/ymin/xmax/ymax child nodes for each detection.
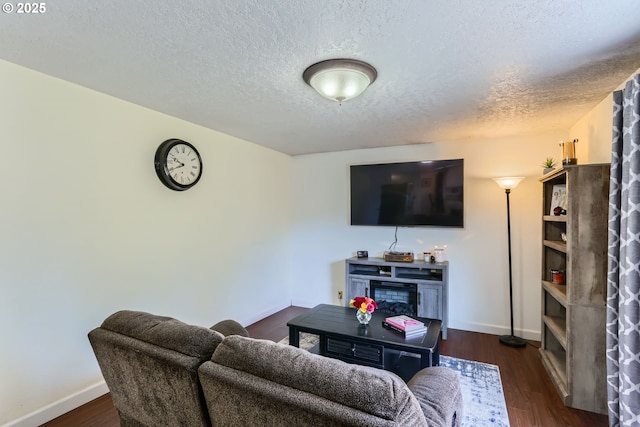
<box><xmin>345</xmin><ymin>257</ymin><xmax>449</xmax><ymax>339</ymax></box>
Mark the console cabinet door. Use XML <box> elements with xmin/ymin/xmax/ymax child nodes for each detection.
<box><xmin>347</xmin><ymin>278</ymin><xmax>369</xmax><ymax>304</ymax></box>
<box><xmin>417</xmin><ymin>284</ymin><xmax>442</xmax><ymax>319</ymax></box>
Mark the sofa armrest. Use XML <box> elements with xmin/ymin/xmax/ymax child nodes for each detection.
<box><xmin>407</xmin><ymin>367</ymin><xmax>463</xmax><ymax>427</ymax></box>
<box><xmin>210</xmin><ymin>319</ymin><xmax>249</xmax><ymax>337</ymax></box>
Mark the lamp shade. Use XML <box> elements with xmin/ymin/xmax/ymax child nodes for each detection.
<box><xmin>303</xmin><ymin>59</ymin><xmax>377</xmax><ymax>104</ymax></box>
<box><xmin>493</xmin><ymin>177</ymin><xmax>524</xmax><ymax>190</ymax></box>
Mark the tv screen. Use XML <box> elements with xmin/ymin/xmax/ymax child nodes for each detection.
<box><xmin>350</xmin><ymin>159</ymin><xmax>464</xmax><ymax>227</ymax></box>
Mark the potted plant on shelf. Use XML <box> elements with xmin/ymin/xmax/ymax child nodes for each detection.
<box><xmin>541</xmin><ymin>157</ymin><xmax>556</xmax><ymax>174</ymax></box>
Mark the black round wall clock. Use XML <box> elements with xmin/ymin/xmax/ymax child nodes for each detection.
<box><xmin>154</xmin><ymin>138</ymin><xmax>203</xmax><ymax>191</ymax></box>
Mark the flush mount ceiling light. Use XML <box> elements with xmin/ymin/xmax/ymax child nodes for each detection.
<box><xmin>303</xmin><ymin>58</ymin><xmax>377</xmax><ymax>105</ymax></box>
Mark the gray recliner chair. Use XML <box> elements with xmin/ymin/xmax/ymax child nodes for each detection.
<box><xmin>88</xmin><ymin>310</ymin><xmax>248</xmax><ymax>427</ymax></box>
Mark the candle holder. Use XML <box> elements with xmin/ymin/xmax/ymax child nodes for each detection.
<box><xmin>560</xmin><ymin>139</ymin><xmax>578</xmax><ymax>165</ymax></box>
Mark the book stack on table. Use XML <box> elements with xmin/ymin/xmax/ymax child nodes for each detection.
<box><xmin>383</xmin><ymin>315</ymin><xmax>428</xmax><ymax>337</ymax></box>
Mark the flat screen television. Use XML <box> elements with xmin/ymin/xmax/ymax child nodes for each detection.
<box><xmin>350</xmin><ymin>159</ymin><xmax>464</xmax><ymax>227</ymax></box>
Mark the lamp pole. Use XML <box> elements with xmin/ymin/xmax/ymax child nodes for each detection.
<box><xmin>493</xmin><ymin>177</ymin><xmax>527</xmax><ymax>348</ymax></box>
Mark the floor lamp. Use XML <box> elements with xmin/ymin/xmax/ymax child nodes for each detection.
<box><xmin>493</xmin><ymin>177</ymin><xmax>527</xmax><ymax>348</ymax></box>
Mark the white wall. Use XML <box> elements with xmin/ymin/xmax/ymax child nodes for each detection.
<box><xmin>571</xmin><ymin>67</ymin><xmax>640</xmax><ymax>164</ymax></box>
<box><xmin>290</xmin><ymin>132</ymin><xmax>566</xmax><ymax>340</ymax></box>
<box><xmin>571</xmin><ymin>93</ymin><xmax>615</xmax><ymax>164</ymax></box>
<box><xmin>0</xmin><ymin>60</ymin><xmax>293</xmax><ymax>426</ymax></box>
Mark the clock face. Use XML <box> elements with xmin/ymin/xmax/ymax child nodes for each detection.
<box><xmin>155</xmin><ymin>139</ymin><xmax>203</xmax><ymax>191</ymax></box>
<box><xmin>166</xmin><ymin>143</ymin><xmax>201</xmax><ymax>186</ymax></box>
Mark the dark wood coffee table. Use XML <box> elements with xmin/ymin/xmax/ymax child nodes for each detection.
<box><xmin>287</xmin><ymin>304</ymin><xmax>441</xmax><ymax>382</ymax></box>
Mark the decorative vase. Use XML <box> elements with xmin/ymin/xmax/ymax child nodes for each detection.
<box><xmin>356</xmin><ymin>310</ymin><xmax>372</xmax><ymax>325</ymax></box>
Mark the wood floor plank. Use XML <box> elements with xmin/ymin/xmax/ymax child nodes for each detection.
<box><xmin>41</xmin><ymin>306</ymin><xmax>608</xmax><ymax>427</ymax></box>
<box><xmin>42</xmin><ymin>394</ymin><xmax>118</xmax><ymax>427</ymax></box>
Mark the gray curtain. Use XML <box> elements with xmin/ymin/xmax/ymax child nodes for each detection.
<box><xmin>607</xmin><ymin>73</ymin><xmax>640</xmax><ymax>426</ymax></box>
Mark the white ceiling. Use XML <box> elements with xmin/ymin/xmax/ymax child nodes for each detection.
<box><xmin>2</xmin><ymin>1</ymin><xmax>640</xmax><ymax>156</ymax></box>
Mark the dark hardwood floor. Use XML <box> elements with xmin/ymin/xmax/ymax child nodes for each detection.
<box><xmin>42</xmin><ymin>306</ymin><xmax>607</xmax><ymax>427</ymax></box>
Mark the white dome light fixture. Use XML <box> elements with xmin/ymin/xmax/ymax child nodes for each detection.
<box><xmin>493</xmin><ymin>177</ymin><xmax>525</xmax><ymax>191</ymax></box>
<box><xmin>303</xmin><ymin>59</ymin><xmax>377</xmax><ymax>105</ymax></box>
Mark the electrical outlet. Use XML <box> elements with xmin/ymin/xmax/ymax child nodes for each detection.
<box><xmin>338</xmin><ymin>291</ymin><xmax>343</xmax><ymax>300</ymax></box>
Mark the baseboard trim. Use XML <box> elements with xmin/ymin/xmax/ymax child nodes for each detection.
<box><xmin>450</xmin><ymin>320</ymin><xmax>541</xmax><ymax>341</ymax></box>
<box><xmin>241</xmin><ymin>302</ymin><xmax>291</xmax><ymax>327</ymax></box>
<box><xmin>2</xmin><ymin>381</ymin><xmax>108</xmax><ymax>427</ymax></box>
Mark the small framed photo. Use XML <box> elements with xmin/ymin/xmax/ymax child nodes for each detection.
<box><xmin>550</xmin><ymin>184</ymin><xmax>567</xmax><ymax>215</ymax></box>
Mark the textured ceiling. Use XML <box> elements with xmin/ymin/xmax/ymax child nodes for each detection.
<box><xmin>2</xmin><ymin>0</ymin><xmax>640</xmax><ymax>155</ymax></box>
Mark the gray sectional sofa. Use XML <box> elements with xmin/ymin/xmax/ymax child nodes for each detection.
<box><xmin>89</xmin><ymin>310</ymin><xmax>462</xmax><ymax>426</ymax></box>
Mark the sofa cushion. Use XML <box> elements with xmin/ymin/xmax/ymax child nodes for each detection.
<box><xmin>100</xmin><ymin>310</ymin><xmax>224</xmax><ymax>359</ymax></box>
<box><xmin>208</xmin><ymin>335</ymin><xmax>426</xmax><ymax>424</ymax></box>
<box><xmin>407</xmin><ymin>367</ymin><xmax>463</xmax><ymax>426</ymax></box>
<box><xmin>89</xmin><ymin>310</ymin><xmax>226</xmax><ymax>426</ymax></box>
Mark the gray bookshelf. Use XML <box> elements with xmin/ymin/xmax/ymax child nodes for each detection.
<box><xmin>539</xmin><ymin>164</ymin><xmax>609</xmax><ymax>414</ymax></box>
<box><xmin>345</xmin><ymin>257</ymin><xmax>449</xmax><ymax>339</ymax></box>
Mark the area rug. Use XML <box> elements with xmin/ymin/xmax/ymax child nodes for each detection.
<box><xmin>439</xmin><ymin>355</ymin><xmax>510</xmax><ymax>427</ymax></box>
<box><xmin>278</xmin><ymin>334</ymin><xmax>510</xmax><ymax>427</ymax></box>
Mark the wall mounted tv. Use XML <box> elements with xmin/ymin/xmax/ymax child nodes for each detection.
<box><xmin>350</xmin><ymin>159</ymin><xmax>464</xmax><ymax>227</ymax></box>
